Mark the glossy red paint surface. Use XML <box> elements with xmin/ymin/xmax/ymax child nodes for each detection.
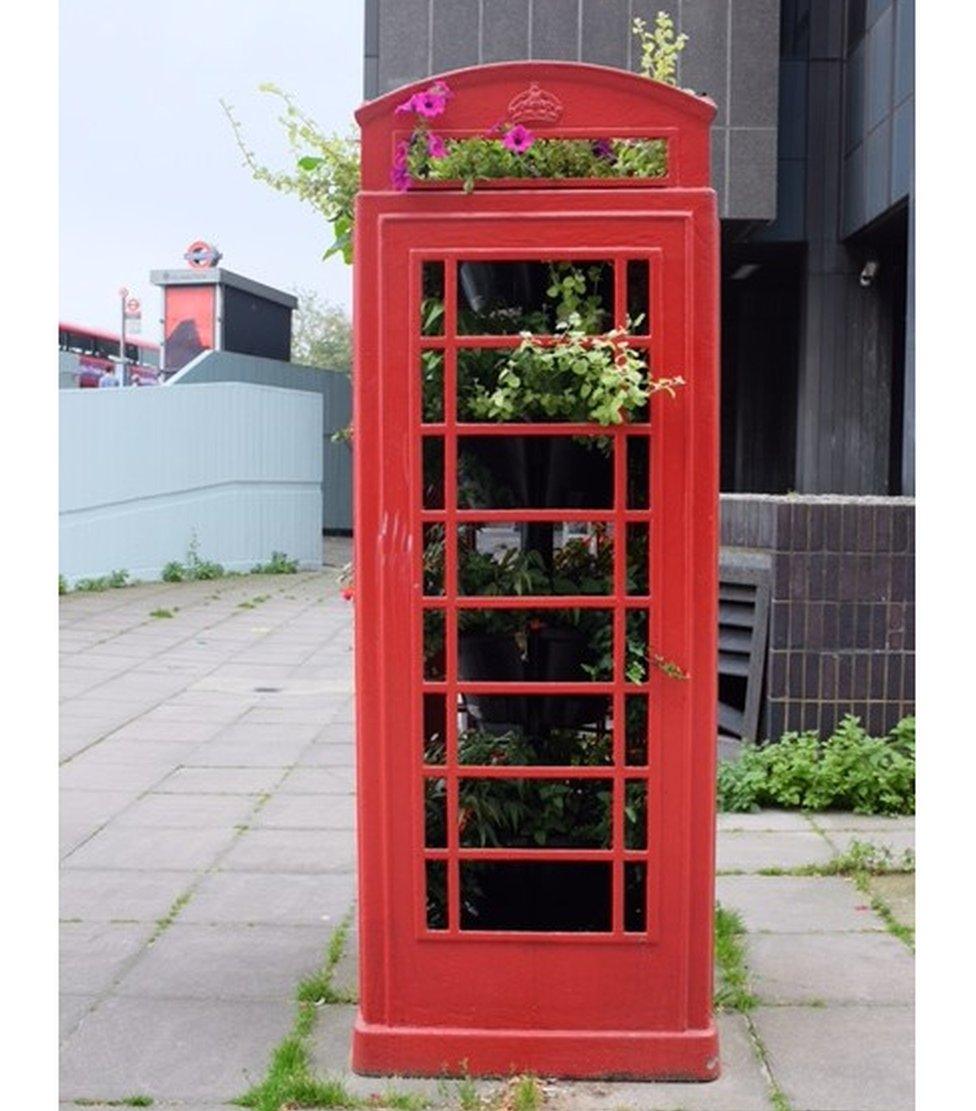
<box><xmin>353</xmin><ymin>62</ymin><xmax>719</xmax><ymax>1081</ymax></box>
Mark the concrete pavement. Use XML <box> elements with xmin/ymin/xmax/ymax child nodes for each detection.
<box><xmin>60</xmin><ymin>550</ymin><xmax>914</xmax><ymax>1109</ymax></box>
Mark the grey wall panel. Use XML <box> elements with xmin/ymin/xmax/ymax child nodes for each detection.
<box><xmin>893</xmin><ymin>0</ymin><xmax>913</xmax><ymax>106</ymax></box>
<box><xmin>844</xmin><ymin>41</ymin><xmax>866</xmax><ymax>153</ymax></box>
<box><xmin>729</xmin><ymin>0</ymin><xmax>780</xmax><ymax>127</ymax></box>
<box><xmin>482</xmin><ymin>0</ymin><xmax>530</xmax><ymax>61</ymax></box>
<box><xmin>530</xmin><ymin>0</ymin><xmax>580</xmax><ymax>59</ymax></box>
<box><xmin>863</xmin><ymin>116</ymin><xmax>891</xmax><ymax>225</ymax></box>
<box><xmin>432</xmin><ymin>0</ymin><xmax>481</xmax><ymax>72</ymax></box>
<box><xmin>677</xmin><ymin>0</ymin><xmax>729</xmax><ymax>124</ymax></box>
<box><xmin>378</xmin><ymin>0</ymin><xmax>431</xmax><ymax>94</ymax></box>
<box><xmin>727</xmin><ymin>129</ymin><xmax>777</xmax><ymax>219</ymax></box>
<box><xmin>59</xmin><ymin>383</ymin><xmax>323</xmax><ymax>584</ymax></box>
<box><xmin>710</xmin><ymin>126</ymin><xmax>727</xmax><ymax>215</ymax></box>
<box><xmin>580</xmin><ymin>0</ymin><xmax>630</xmax><ymax>68</ymax></box>
<box><xmin>864</xmin><ymin>5</ymin><xmax>893</xmax><ymax>134</ymax></box>
<box><xmin>891</xmin><ymin>96</ymin><xmax>912</xmax><ymax>202</ymax></box>
<box><xmin>169</xmin><ymin>351</ymin><xmax>353</xmax><ymax>532</ymax></box>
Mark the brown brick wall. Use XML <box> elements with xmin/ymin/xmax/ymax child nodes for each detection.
<box><xmin>721</xmin><ymin>495</ymin><xmax>914</xmax><ymax>739</ymax></box>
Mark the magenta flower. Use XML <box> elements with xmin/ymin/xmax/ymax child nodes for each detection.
<box><xmin>502</xmin><ymin>124</ymin><xmax>534</xmax><ymax>154</ymax></box>
<box><xmin>390</xmin><ymin>139</ymin><xmax>411</xmax><ymax>190</ymax></box>
<box><xmin>426</xmin><ymin>132</ymin><xmax>447</xmax><ymax>159</ymax></box>
<box><xmin>394</xmin><ymin>96</ymin><xmax>416</xmax><ymax>117</ymax></box>
<box><xmin>593</xmin><ymin>138</ymin><xmax>614</xmax><ymax>160</ymax></box>
<box><xmin>413</xmin><ymin>90</ymin><xmax>447</xmax><ymax>118</ymax></box>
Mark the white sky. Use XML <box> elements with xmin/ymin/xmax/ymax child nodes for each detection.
<box><xmin>60</xmin><ymin>0</ymin><xmax>364</xmax><ymax>337</ymax></box>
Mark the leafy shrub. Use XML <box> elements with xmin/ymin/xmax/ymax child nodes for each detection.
<box><xmin>161</xmin><ymin>561</ymin><xmax>185</xmax><ymax>583</ymax></box>
<box><xmin>58</xmin><ymin>575</ymin><xmax>67</xmax><ymax>595</ymax></box>
<box><xmin>73</xmin><ymin>569</ymin><xmax>130</xmax><ymax>592</ymax></box>
<box><xmin>717</xmin><ymin>714</ymin><xmax>915</xmax><ymax>816</ymax></box>
<box><xmin>251</xmin><ymin>551</ymin><xmax>299</xmax><ymax>575</ymax></box>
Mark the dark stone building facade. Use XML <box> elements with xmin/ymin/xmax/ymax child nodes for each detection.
<box><xmin>364</xmin><ymin>0</ymin><xmax>915</xmax><ymax>738</ymax></box>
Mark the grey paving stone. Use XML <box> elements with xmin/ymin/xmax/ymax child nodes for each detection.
<box><xmin>254</xmin><ymin>791</ymin><xmax>356</xmax><ymax>829</ymax></box>
<box><xmin>58</xmin><ymin>996</ymin><xmax>293</xmax><ymax>1102</ymax></box>
<box><xmin>717</xmin><ymin>830</ymin><xmax>834</xmax><ymax>873</ymax></box>
<box><xmin>278</xmin><ymin>765</ymin><xmax>356</xmax><ymax>794</ymax></box>
<box><xmin>63</xmin><ymin>824</ymin><xmax>238</xmax><ymax>871</ymax></box>
<box><xmin>105</xmin><ymin>719</ymin><xmax>225</xmax><ymax>743</ymax></box>
<box><xmin>821</xmin><ymin>828</ymin><xmax>916</xmax><ymax>858</ymax></box>
<box><xmin>74</xmin><ymin>738</ymin><xmax>202</xmax><ymax>766</ymax></box>
<box><xmin>60</xmin><ymin>789</ymin><xmax>138</xmax><ymax>826</ymax></box>
<box><xmin>212</xmin><ymin>719</ymin><xmax>324</xmax><ymax>745</ymax></box>
<box><xmin>717</xmin><ymin>810</ymin><xmax>815</xmax><ymax>832</ymax></box>
<box><xmin>748</xmin><ymin>930</ymin><xmax>915</xmax><ymax>1004</ymax></box>
<box><xmin>60</xmin><ymin>994</ymin><xmax>97</xmax><ymax>1041</ymax></box>
<box><xmin>811</xmin><ymin>812</ymin><xmax>915</xmax><ymax>831</ymax></box>
<box><xmin>154</xmin><ymin>765</ymin><xmax>287</xmax><ymax>794</ymax></box>
<box><xmin>218</xmin><ymin>827</ymin><xmax>356</xmax><ymax>874</ymax></box>
<box><xmin>868</xmin><ymin>872</ymin><xmax>915</xmax><ymax>928</ymax></box>
<box><xmin>59</xmin><ymin>759</ymin><xmax>172</xmax><ymax>794</ymax></box>
<box><xmin>113</xmin><ymin>792</ymin><xmax>256</xmax><ymax>828</ymax></box>
<box><xmin>308</xmin><ymin>1002</ymin><xmax>357</xmax><ymax>1074</ymax></box>
<box><xmin>296</xmin><ymin>742</ymin><xmax>356</xmax><ymax>767</ymax></box>
<box><xmin>716</xmin><ymin>875</ymin><xmax>885</xmax><ymax>933</ymax></box>
<box><xmin>550</xmin><ymin>1013</ymin><xmax>769</xmax><ymax>1109</ymax></box>
<box><xmin>180</xmin><ymin>870</ymin><xmax>355</xmax><ymax>926</ymax></box>
<box><xmin>753</xmin><ymin>1004</ymin><xmax>914</xmax><ymax>1110</ymax></box>
<box><xmin>116</xmin><ymin>923</ymin><xmax>331</xmax><ymax>1000</ymax></box>
<box><xmin>60</xmin><ymin>869</ymin><xmax>196</xmax><ymax>922</ymax></box>
<box><xmin>60</xmin><ymin>821</ymin><xmax>100</xmax><ymax>858</ymax></box>
<box><xmin>184</xmin><ymin>737</ymin><xmax>310</xmax><ymax>767</ymax></box>
<box><xmin>60</xmin><ymin>921</ymin><xmax>155</xmax><ymax>995</ymax></box>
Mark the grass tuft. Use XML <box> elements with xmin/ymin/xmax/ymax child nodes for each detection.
<box><xmin>714</xmin><ymin>904</ymin><xmax>757</xmax><ymax>1012</ymax></box>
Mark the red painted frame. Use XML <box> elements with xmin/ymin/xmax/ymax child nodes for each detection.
<box><xmin>353</xmin><ymin>62</ymin><xmax>719</xmax><ymax>1081</ymax></box>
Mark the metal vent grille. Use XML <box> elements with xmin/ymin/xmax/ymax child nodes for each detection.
<box><xmin>718</xmin><ymin>549</ymin><xmax>771</xmax><ymax>744</ymax></box>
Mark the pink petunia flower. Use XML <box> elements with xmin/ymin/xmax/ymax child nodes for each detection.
<box><xmin>502</xmin><ymin>124</ymin><xmax>534</xmax><ymax>154</ymax></box>
<box><xmin>426</xmin><ymin>132</ymin><xmax>447</xmax><ymax>158</ymax></box>
<box><xmin>394</xmin><ymin>95</ymin><xmax>417</xmax><ymax>116</ymax></box>
<box><xmin>413</xmin><ymin>90</ymin><xmax>447</xmax><ymax>118</ymax></box>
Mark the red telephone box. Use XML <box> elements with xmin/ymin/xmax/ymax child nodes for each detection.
<box><xmin>353</xmin><ymin>62</ymin><xmax>719</xmax><ymax>1080</ymax></box>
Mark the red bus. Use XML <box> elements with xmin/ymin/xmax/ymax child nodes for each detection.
<box><xmin>59</xmin><ymin>322</ymin><xmax>162</xmax><ymax>387</ymax></box>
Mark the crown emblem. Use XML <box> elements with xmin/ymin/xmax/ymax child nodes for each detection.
<box><xmin>507</xmin><ymin>83</ymin><xmax>563</xmax><ymax>125</ymax></box>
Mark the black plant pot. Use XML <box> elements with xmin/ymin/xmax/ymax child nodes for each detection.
<box><xmin>545</xmin><ymin>437</ymin><xmax>613</xmax><ymax>508</ymax></box>
<box><xmin>532</xmin><ymin>626</ymin><xmax>603</xmax><ymax>729</ymax></box>
<box><xmin>461</xmin><ymin>859</ymin><xmax>611</xmax><ymax>932</ymax></box>
<box><xmin>458</xmin><ymin>631</ymin><xmax>527</xmax><ymax>724</ymax></box>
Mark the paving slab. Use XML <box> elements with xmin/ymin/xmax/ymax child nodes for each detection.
<box><xmin>183</xmin><ymin>737</ymin><xmax>311</xmax><ymax>766</ymax></box>
<box><xmin>60</xmin><ymin>921</ymin><xmax>156</xmax><ymax>995</ymax></box>
<box><xmin>810</xmin><ymin>812</ymin><xmax>915</xmax><ymax>831</ymax></box>
<box><xmin>60</xmin><ymin>995</ymin><xmax>97</xmax><ymax>1041</ymax></box>
<box><xmin>868</xmin><ymin>872</ymin><xmax>916</xmax><ymax>927</ymax></box>
<box><xmin>296</xmin><ymin>741</ymin><xmax>357</xmax><ymax>767</ymax></box>
<box><xmin>747</xmin><ymin>930</ymin><xmax>915</xmax><ymax>1004</ymax></box>
<box><xmin>112</xmin><ymin>791</ymin><xmax>256</xmax><ymax>828</ymax></box>
<box><xmin>752</xmin><ymin>1004</ymin><xmax>914</xmax><ymax>1111</ymax></box>
<box><xmin>116</xmin><ymin>922</ymin><xmax>331</xmax><ymax>1001</ymax></box>
<box><xmin>820</xmin><ymin>827</ymin><xmax>916</xmax><ymax>858</ymax></box>
<box><xmin>716</xmin><ymin>810</ymin><xmax>815</xmax><ymax>832</ymax></box>
<box><xmin>278</xmin><ymin>765</ymin><xmax>357</xmax><ymax>794</ymax></box>
<box><xmin>254</xmin><ymin>791</ymin><xmax>356</xmax><ymax>829</ymax></box>
<box><xmin>716</xmin><ymin>875</ymin><xmax>885</xmax><ymax>933</ymax></box>
<box><xmin>59</xmin><ymin>996</ymin><xmax>294</xmax><ymax>1102</ymax></box>
<box><xmin>59</xmin><ymin>759</ymin><xmax>173</xmax><ymax>794</ymax></box>
<box><xmin>717</xmin><ymin>830</ymin><xmax>834</xmax><ymax>872</ymax></box>
<box><xmin>62</xmin><ymin>824</ymin><xmax>238</xmax><ymax>871</ymax></box>
<box><xmin>155</xmin><ymin>764</ymin><xmax>287</xmax><ymax>794</ymax></box>
<box><xmin>179</xmin><ymin>870</ymin><xmax>356</xmax><ymax>926</ymax></box>
<box><xmin>218</xmin><ymin>827</ymin><xmax>357</xmax><ymax>873</ymax></box>
<box><xmin>60</xmin><ymin>868</ymin><xmax>197</xmax><ymax>922</ymax></box>
<box><xmin>60</xmin><ymin>789</ymin><xmax>139</xmax><ymax>826</ymax></box>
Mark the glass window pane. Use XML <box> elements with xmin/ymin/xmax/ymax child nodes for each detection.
<box><xmin>625</xmin><ymin>780</ymin><xmax>648</xmax><ymax>850</ymax></box>
<box><xmin>626</xmin><ymin>259</ymin><xmax>650</xmax><ymax>335</ymax></box>
<box><xmin>624</xmin><ymin>862</ymin><xmax>647</xmax><ymax>932</ymax></box>
<box><xmin>458</xmin><ymin>607</ymin><xmax>613</xmax><ymax>683</ymax></box>
<box><xmin>421</xmin><ymin>350</ymin><xmax>444</xmax><ymax>422</ymax></box>
<box><xmin>626</xmin><ymin>610</ymin><xmax>649</xmax><ymax>684</ymax></box>
<box><xmin>458</xmin><ymin>521</ymin><xmax>613</xmax><ymax>596</ymax></box>
<box><xmin>624</xmin><ymin>694</ymin><xmax>648</xmax><ymax>765</ymax></box>
<box><xmin>423</xmin><ymin>610</ymin><xmax>445</xmax><ymax>681</ymax></box>
<box><xmin>458</xmin><ymin>436</ymin><xmax>613</xmax><ymax>509</ymax></box>
<box><xmin>424</xmin><ymin>777</ymin><xmax>447</xmax><ymax>847</ymax></box>
<box><xmin>458</xmin><ymin>777</ymin><xmax>612</xmax><ymax>848</ymax></box>
<box><xmin>626</xmin><ymin>522</ymin><xmax>649</xmax><ymax>596</ymax></box>
<box><xmin>423</xmin><ymin>438</ymin><xmax>444</xmax><ymax>510</ymax></box>
<box><xmin>423</xmin><ymin>694</ymin><xmax>446</xmax><ymax>764</ymax></box>
<box><xmin>457</xmin><ymin>260</ymin><xmax>613</xmax><ymax>335</ymax></box>
<box><xmin>423</xmin><ymin>523</ymin><xmax>445</xmax><ymax>596</ymax></box>
<box><xmin>420</xmin><ymin>262</ymin><xmax>444</xmax><ymax>336</ymax></box>
<box><xmin>426</xmin><ymin>860</ymin><xmax>447</xmax><ymax>929</ymax></box>
<box><xmin>460</xmin><ymin>861</ymin><xmax>611</xmax><ymax>932</ymax></box>
<box><xmin>626</xmin><ymin>436</ymin><xmax>650</xmax><ymax>510</ymax></box>
<box><xmin>457</xmin><ymin>695</ymin><xmax>612</xmax><ymax>763</ymax></box>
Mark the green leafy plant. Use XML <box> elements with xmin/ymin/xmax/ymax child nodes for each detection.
<box><xmin>713</xmin><ymin>903</ymin><xmax>757</xmax><ymax>1012</ymax></box>
<box><xmin>466</xmin><ymin>314</ymin><xmax>683</xmax><ymax>426</ymax></box>
<box><xmin>73</xmin><ymin>569</ymin><xmax>130</xmax><ymax>592</ymax></box>
<box><xmin>58</xmin><ymin>574</ymin><xmax>67</xmax><ymax>595</ymax></box>
<box><xmin>717</xmin><ymin>715</ymin><xmax>916</xmax><ymax>815</ymax></box>
<box><xmin>251</xmin><ymin>551</ymin><xmax>299</xmax><ymax>575</ymax></box>
<box><xmin>633</xmin><ymin>10</ymin><xmax>689</xmax><ymax>84</ymax></box>
<box><xmin>221</xmin><ymin>85</ymin><xmax>359</xmax><ymax>263</ymax></box>
<box><xmin>149</xmin><ymin>608</ymin><xmax>174</xmax><ymax>619</ymax></box>
<box><xmin>163</xmin><ymin>536</ymin><xmax>226</xmax><ymax>583</ymax></box>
